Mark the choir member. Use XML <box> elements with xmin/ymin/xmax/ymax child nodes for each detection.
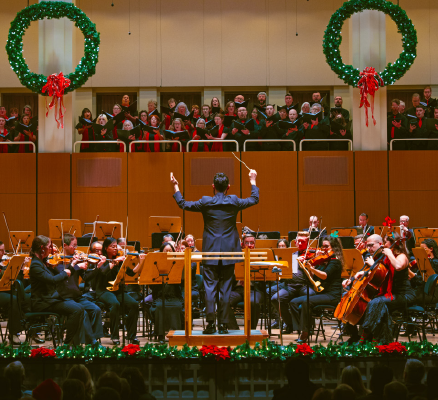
<box><xmin>121</xmin><ymin>94</ymin><xmax>138</xmax><ymax>123</ymax></box>
<box><xmin>278</xmin><ymin>105</ymin><xmax>288</xmax><ymax>122</ymax></box>
<box><xmin>168</xmin><ymin>117</ymin><xmax>189</xmax><ymax>152</ymax></box>
<box><xmin>257</xmin><ymin>92</ymin><xmax>267</xmax><ymax>108</ymax></box>
<box><xmin>228</xmin><ymin>234</ymin><xmax>264</xmax><ymax>330</ymax></box>
<box><xmin>290</xmin><ymin>236</ymin><xmax>343</xmax><ymax>343</ymax></box>
<box><xmin>210</xmin><ymin>97</ymin><xmax>222</xmax><ymax>114</ymax></box>
<box><xmin>207</xmin><ymin>113</ymin><xmax>228</xmax><ymax>152</ymax></box>
<box><xmin>0</xmin><ymin>106</ymin><xmax>7</xmax><ymax>119</ymax></box>
<box><xmin>143</xmin><ymin>113</ymin><xmax>163</xmax><ymax>152</ymax></box>
<box><xmin>163</xmin><ymin>98</ymin><xmax>176</xmax><ymax>130</ymax></box>
<box><xmin>300</xmin><ymin>103</ymin><xmax>328</xmax><ymax>151</ymax></box>
<box><xmin>333</xmin><ymin>96</ymin><xmax>350</xmax><ymax>121</ymax></box>
<box><xmin>285</xmin><ymin>93</ymin><xmax>295</xmax><ymax>112</ymax></box>
<box><xmin>149</xmin><ymin>242</ymin><xmax>183</xmax><ymax>341</ymax></box>
<box><xmin>259</xmin><ymin>104</ymin><xmax>281</xmax><ymax>151</ymax></box>
<box><xmin>191</xmin><ymin>104</ymin><xmax>201</xmax><ymax>121</ymax></box>
<box><xmin>225</xmin><ymin>101</ymin><xmax>237</xmax><ymax>117</ymax></box>
<box><xmin>29</xmin><ymin>235</ymin><xmax>86</xmax><ymax>345</ymax></box>
<box><xmin>94</xmin><ymin>114</ymin><xmax>114</xmax><ymax>152</ymax></box>
<box><xmin>0</xmin><ymin>116</ymin><xmax>12</xmax><ymax>153</ymax></box>
<box><xmin>231</xmin><ymin>106</ymin><xmax>256</xmax><ymax>150</ymax></box>
<box><xmin>14</xmin><ymin>114</ymin><xmax>37</xmax><ymax>153</ymax></box>
<box><xmin>22</xmin><ymin>105</ymin><xmax>32</xmax><ymax>119</ymax></box>
<box><xmin>329</xmin><ymin>114</ymin><xmax>352</xmax><ymax>151</ymax></box>
<box><xmin>387</xmin><ymin>99</ymin><xmax>408</xmax><ymax>150</ymax></box>
<box><xmin>405</xmin><ymin>93</ymin><xmax>421</xmax><ymax>117</ymax></box>
<box><xmin>399</xmin><ymin>101</ymin><xmax>406</xmax><ymax>115</ymax></box>
<box><xmin>408</xmin><ymin>104</ymin><xmax>429</xmax><ymax>150</ymax></box>
<box><xmin>8</xmin><ymin>108</ymin><xmax>19</xmax><ymax>138</ymax></box>
<box><xmin>76</xmin><ymin>108</ymin><xmax>94</xmax><ymax>153</ymax></box>
<box><xmin>276</xmin><ymin>108</ymin><xmax>300</xmax><ymax>151</ymax></box>
<box><xmin>94</xmin><ymin>237</ymin><xmax>142</xmax><ymax>345</ymax></box>
<box><xmin>111</xmin><ymin>104</ymin><xmax>124</xmax><ymax>152</ymax></box>
<box><xmin>191</xmin><ymin>118</ymin><xmax>209</xmax><ymax>152</ymax></box>
<box><xmin>148</xmin><ymin>99</ymin><xmax>157</xmax><ymax>114</ymax></box>
<box><xmin>201</xmin><ymin>104</ymin><xmax>211</xmax><ymax>121</ymax></box>
<box><xmin>234</xmin><ymin>94</ymin><xmax>245</xmax><ymax>103</ymax></box>
<box><xmin>301</xmin><ymin>102</ymin><xmax>310</xmax><ymax>114</ymax></box>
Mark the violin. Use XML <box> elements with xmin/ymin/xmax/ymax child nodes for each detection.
<box><xmin>46</xmin><ymin>250</ymin><xmax>84</xmax><ymax>266</ymax></box>
<box><xmin>305</xmin><ymin>249</ymin><xmax>335</xmax><ymax>267</ymax></box>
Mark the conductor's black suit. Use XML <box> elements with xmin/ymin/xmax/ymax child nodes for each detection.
<box><xmin>173</xmin><ymin>185</ymin><xmax>259</xmax><ymax>323</ymax></box>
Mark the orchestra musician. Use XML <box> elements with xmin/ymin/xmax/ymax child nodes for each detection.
<box><xmin>271</xmin><ymin>231</ymin><xmax>315</xmax><ymax>334</ymax></box>
<box><xmin>94</xmin><ymin>237</ymin><xmax>144</xmax><ymax>345</ymax></box>
<box><xmin>342</xmin><ymin>233</ymin><xmax>415</xmax><ymax>344</ymax></box>
<box><xmin>227</xmin><ymin>234</ymin><xmax>264</xmax><ymax>331</ymax></box>
<box><xmin>29</xmin><ymin>235</ymin><xmax>85</xmax><ymax>345</ymax></box>
<box><xmin>172</xmin><ymin>170</ymin><xmax>259</xmax><ymax>335</ymax></box>
<box><xmin>57</xmin><ymin>234</ymin><xmax>105</xmax><ymax>345</ymax></box>
<box><xmin>399</xmin><ymin>215</ymin><xmax>415</xmax><ymax>258</ymax></box>
<box><xmin>290</xmin><ymin>236</ymin><xmax>344</xmax><ymax>343</ymax></box>
<box><xmin>356</xmin><ymin>213</ymin><xmax>374</xmax><ymax>236</ymax></box>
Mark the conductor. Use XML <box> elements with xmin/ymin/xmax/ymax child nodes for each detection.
<box><xmin>171</xmin><ymin>169</ymin><xmax>259</xmax><ymax>334</ymax></box>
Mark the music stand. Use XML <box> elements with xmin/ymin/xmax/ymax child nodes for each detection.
<box><xmin>272</xmin><ymin>248</ymin><xmax>296</xmax><ymax>279</ymax></box>
<box><xmin>414</xmin><ymin>228</ymin><xmax>438</xmax><ymax>245</ymax></box>
<box><xmin>148</xmin><ymin>216</ymin><xmax>182</xmax><ymax>248</ymax></box>
<box><xmin>341</xmin><ymin>249</ymin><xmax>365</xmax><ymax>279</ymax></box>
<box><xmin>138</xmin><ymin>253</ymin><xmax>184</xmax><ymax>339</ymax></box>
<box><xmin>49</xmin><ymin>219</ymin><xmax>82</xmax><ymax>242</ymax></box>
<box><xmin>412</xmin><ymin>248</ymin><xmax>436</xmax><ymax>283</ymax></box>
<box><xmin>93</xmin><ymin>221</ymin><xmax>122</xmax><ymax>240</ymax></box>
<box><xmin>10</xmin><ymin>232</ymin><xmax>34</xmax><ymax>253</ymax></box>
<box><xmin>331</xmin><ymin>228</ymin><xmax>358</xmax><ymax>237</ymax></box>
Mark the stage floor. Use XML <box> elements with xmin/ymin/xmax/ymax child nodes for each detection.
<box><xmin>11</xmin><ymin>317</ymin><xmax>434</xmax><ymax>347</ymax></box>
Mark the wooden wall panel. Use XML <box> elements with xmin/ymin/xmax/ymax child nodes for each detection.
<box><xmin>37</xmin><ymin>193</ymin><xmax>71</xmax><ymax>237</ymax></box>
<box><xmin>241</xmin><ymin>152</ymin><xmax>298</xmax><ymax>235</ymax></box>
<box><xmin>0</xmin><ymin>154</ymin><xmax>36</xmax><ymax>193</ymax></box>
<box><xmin>298</xmin><ymin>191</ymin><xmax>355</xmax><ymax>234</ymax></box>
<box><xmin>71</xmin><ymin>193</ymin><xmax>127</xmax><ymax>236</ymax></box>
<box><xmin>72</xmin><ymin>153</ymin><xmax>127</xmax><ymax>193</ymax></box>
<box><xmin>389</xmin><ymin>191</ymin><xmax>438</xmax><ymax>228</ymax></box>
<box><xmin>183</xmin><ymin>153</ymin><xmax>241</xmax><ymax>240</ymax></box>
<box><xmin>354</xmin><ymin>151</ymin><xmax>388</xmax><ymax>191</ymax></box>
<box><xmin>355</xmin><ymin>191</ymin><xmax>389</xmax><ymax>228</ymax></box>
<box><xmin>37</xmin><ymin>153</ymin><xmax>70</xmax><ymax>193</ymax></box>
<box><xmin>128</xmin><ymin>153</ymin><xmax>184</xmax><ymax>247</ymax></box>
<box><xmin>298</xmin><ymin>151</ymin><xmax>354</xmax><ymax>192</ymax></box>
<box><xmin>0</xmin><ymin>194</ymin><xmax>36</xmax><ymax>251</ymax></box>
<box><xmin>389</xmin><ymin>151</ymin><xmax>438</xmax><ymax>191</ymax></box>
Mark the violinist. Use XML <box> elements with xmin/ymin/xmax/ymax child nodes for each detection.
<box><xmin>56</xmin><ymin>234</ymin><xmax>105</xmax><ymax>345</ymax></box>
<box><xmin>29</xmin><ymin>235</ymin><xmax>86</xmax><ymax>345</ymax></box>
<box><xmin>290</xmin><ymin>236</ymin><xmax>343</xmax><ymax>343</ymax></box>
<box><xmin>94</xmin><ymin>237</ymin><xmax>143</xmax><ymax>345</ymax></box>
<box><xmin>271</xmin><ymin>231</ymin><xmax>315</xmax><ymax>334</ymax></box>
<box><xmin>0</xmin><ymin>241</ymin><xmax>24</xmax><ymax>344</ymax></box>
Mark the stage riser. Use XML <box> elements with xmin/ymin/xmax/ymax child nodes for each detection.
<box><xmin>2</xmin><ymin>358</ymin><xmax>438</xmax><ymax>400</ymax></box>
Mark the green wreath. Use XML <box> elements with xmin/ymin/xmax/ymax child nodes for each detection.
<box><xmin>6</xmin><ymin>1</ymin><xmax>100</xmax><ymax>95</ymax></box>
<box><xmin>323</xmin><ymin>0</ymin><xmax>417</xmax><ymax>87</ymax></box>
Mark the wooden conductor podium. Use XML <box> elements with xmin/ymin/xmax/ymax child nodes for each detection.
<box><xmin>166</xmin><ymin>248</ymin><xmax>279</xmax><ymax>347</ymax></box>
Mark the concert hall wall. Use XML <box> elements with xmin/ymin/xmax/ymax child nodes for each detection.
<box><xmin>1</xmin><ymin>151</ymin><xmax>437</xmax><ymax>249</ymax></box>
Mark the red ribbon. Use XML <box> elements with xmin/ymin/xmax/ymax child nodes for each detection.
<box><xmin>357</xmin><ymin>67</ymin><xmax>384</xmax><ymax>127</ymax></box>
<box><xmin>382</xmin><ymin>216</ymin><xmax>396</xmax><ymax>229</ymax></box>
<box><xmin>41</xmin><ymin>72</ymin><xmax>71</xmax><ymax>129</ymax></box>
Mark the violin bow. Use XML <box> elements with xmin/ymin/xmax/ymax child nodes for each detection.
<box><xmin>124</xmin><ymin>216</ymin><xmax>128</xmax><ymax>255</ymax></box>
<box><xmin>175</xmin><ymin>225</ymin><xmax>183</xmax><ymax>250</ymax></box>
<box><xmin>88</xmin><ymin>215</ymin><xmax>99</xmax><ymax>255</ymax></box>
<box><xmin>319</xmin><ymin>216</ymin><xmax>323</xmax><ymax>234</ymax></box>
<box><xmin>61</xmin><ymin>222</ymin><xmax>66</xmax><ymax>269</ymax></box>
<box><xmin>2</xmin><ymin>212</ymin><xmax>16</xmax><ymax>256</ymax></box>
<box><xmin>355</xmin><ymin>225</ymin><xmax>371</xmax><ymax>250</ymax></box>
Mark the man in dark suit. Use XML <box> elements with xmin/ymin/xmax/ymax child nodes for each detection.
<box><xmin>356</xmin><ymin>213</ymin><xmax>374</xmax><ymax>236</ymax></box>
<box><xmin>171</xmin><ymin>169</ymin><xmax>259</xmax><ymax>334</ymax></box>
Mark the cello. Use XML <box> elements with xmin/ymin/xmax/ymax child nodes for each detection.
<box><xmin>334</xmin><ymin>238</ymin><xmax>402</xmax><ymax>325</ymax></box>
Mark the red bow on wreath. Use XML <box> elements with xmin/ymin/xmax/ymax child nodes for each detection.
<box><xmin>382</xmin><ymin>216</ymin><xmax>396</xmax><ymax>229</ymax></box>
<box><xmin>42</xmin><ymin>72</ymin><xmax>71</xmax><ymax>129</ymax></box>
<box><xmin>357</xmin><ymin>67</ymin><xmax>384</xmax><ymax>127</ymax></box>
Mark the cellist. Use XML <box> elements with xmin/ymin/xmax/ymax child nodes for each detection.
<box><xmin>342</xmin><ymin>233</ymin><xmax>415</xmax><ymax>345</ymax></box>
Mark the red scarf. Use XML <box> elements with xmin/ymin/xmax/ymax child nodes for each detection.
<box><xmin>211</xmin><ymin>125</ymin><xmax>224</xmax><ymax>152</ymax></box>
<box><xmin>0</xmin><ymin>129</ymin><xmax>8</xmax><ymax>153</ymax></box>
<box><xmin>191</xmin><ymin>129</ymin><xmax>209</xmax><ymax>153</ymax></box>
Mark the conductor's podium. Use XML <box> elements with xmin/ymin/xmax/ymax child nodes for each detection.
<box><xmin>166</xmin><ymin>248</ymin><xmax>287</xmax><ymax>347</ymax></box>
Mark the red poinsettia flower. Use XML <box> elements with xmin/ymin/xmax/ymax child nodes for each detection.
<box><xmin>295</xmin><ymin>343</ymin><xmax>314</xmax><ymax>356</ymax></box>
<box><xmin>376</xmin><ymin>342</ymin><xmax>406</xmax><ymax>354</ymax></box>
<box><xmin>200</xmin><ymin>345</ymin><xmax>230</xmax><ymax>361</ymax></box>
<box><xmin>30</xmin><ymin>347</ymin><xmax>56</xmax><ymax>358</ymax></box>
<box><xmin>121</xmin><ymin>344</ymin><xmax>140</xmax><ymax>356</ymax></box>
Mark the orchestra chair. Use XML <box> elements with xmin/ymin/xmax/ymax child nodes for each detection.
<box><xmin>311</xmin><ymin>304</ymin><xmax>344</xmax><ymax>343</ymax></box>
<box><xmin>15</xmin><ymin>280</ymin><xmax>63</xmax><ymax>347</ymax></box>
<box><xmin>393</xmin><ymin>274</ymin><xmax>438</xmax><ymax>342</ymax></box>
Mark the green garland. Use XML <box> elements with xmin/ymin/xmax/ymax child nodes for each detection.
<box><xmin>323</xmin><ymin>0</ymin><xmax>417</xmax><ymax>87</ymax></box>
<box><xmin>6</xmin><ymin>1</ymin><xmax>100</xmax><ymax>95</ymax></box>
<box><xmin>1</xmin><ymin>340</ymin><xmax>437</xmax><ymax>363</ymax></box>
